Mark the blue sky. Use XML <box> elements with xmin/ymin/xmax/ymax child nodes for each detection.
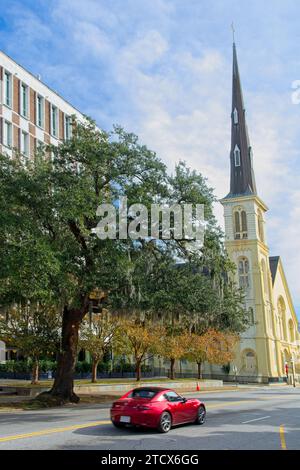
<box><xmin>1</xmin><ymin>0</ymin><xmax>299</xmax><ymax>317</ymax></box>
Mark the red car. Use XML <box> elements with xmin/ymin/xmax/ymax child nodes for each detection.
<box><xmin>110</xmin><ymin>387</ymin><xmax>206</xmax><ymax>433</ymax></box>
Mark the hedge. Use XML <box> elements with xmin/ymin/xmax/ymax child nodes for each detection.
<box><xmin>0</xmin><ymin>360</ymin><xmax>151</xmax><ymax>374</ymax></box>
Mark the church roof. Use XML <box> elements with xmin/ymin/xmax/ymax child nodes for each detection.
<box><xmin>226</xmin><ymin>43</ymin><xmax>257</xmax><ymax>198</ymax></box>
<box><xmin>269</xmin><ymin>256</ymin><xmax>280</xmax><ymax>285</ymax></box>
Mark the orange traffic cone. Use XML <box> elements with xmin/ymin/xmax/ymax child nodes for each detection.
<box><xmin>196</xmin><ymin>382</ymin><xmax>200</xmax><ymax>391</ymax></box>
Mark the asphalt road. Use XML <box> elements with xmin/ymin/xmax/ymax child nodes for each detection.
<box><xmin>0</xmin><ymin>386</ymin><xmax>299</xmax><ymax>450</ymax></box>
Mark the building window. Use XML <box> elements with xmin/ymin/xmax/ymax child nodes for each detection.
<box><xmin>20</xmin><ymin>83</ymin><xmax>29</xmax><ymax>118</ymax></box>
<box><xmin>233</xmin><ymin>108</ymin><xmax>238</xmax><ymax>124</ymax></box>
<box><xmin>21</xmin><ymin>131</ymin><xmax>29</xmax><ymax>158</ymax></box>
<box><xmin>234</xmin><ymin>207</ymin><xmax>248</xmax><ymax>239</ymax></box>
<box><xmin>51</xmin><ymin>105</ymin><xmax>58</xmax><ymax>137</ymax></box>
<box><xmin>234</xmin><ymin>144</ymin><xmax>241</xmax><ymax>166</ymax></box>
<box><xmin>277</xmin><ymin>297</ymin><xmax>287</xmax><ymax>341</ymax></box>
<box><xmin>4</xmin><ymin>71</ymin><xmax>12</xmax><ymax>107</ymax></box>
<box><xmin>238</xmin><ymin>257</ymin><xmax>250</xmax><ymax>289</ymax></box>
<box><xmin>243</xmin><ymin>350</ymin><xmax>256</xmax><ymax>373</ymax></box>
<box><xmin>36</xmin><ymin>95</ymin><xmax>44</xmax><ymax>128</ymax></box>
<box><xmin>3</xmin><ymin>121</ymin><xmax>12</xmax><ymax>148</ymax></box>
<box><xmin>249</xmin><ymin>307</ymin><xmax>255</xmax><ymax>324</ymax></box>
<box><xmin>64</xmin><ymin>115</ymin><xmax>72</xmax><ymax>140</ymax></box>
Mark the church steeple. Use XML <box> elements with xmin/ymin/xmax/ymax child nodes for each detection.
<box><xmin>228</xmin><ymin>42</ymin><xmax>257</xmax><ymax>197</ymax></box>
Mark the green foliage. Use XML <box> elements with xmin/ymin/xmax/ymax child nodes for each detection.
<box><xmin>0</xmin><ymin>119</ymin><xmax>249</xmax><ymax>396</ymax></box>
<box><xmin>0</xmin><ymin>359</ymin><xmax>57</xmax><ymax>374</ymax></box>
<box><xmin>79</xmin><ymin>311</ymin><xmax>121</xmax><ymax>363</ymax></box>
<box><xmin>75</xmin><ymin>361</ymin><xmax>91</xmax><ymax>374</ymax></box>
<box><xmin>0</xmin><ymin>304</ymin><xmax>61</xmax><ymax>361</ymax></box>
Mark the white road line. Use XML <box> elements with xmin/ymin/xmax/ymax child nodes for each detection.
<box><xmin>242</xmin><ymin>415</ymin><xmax>270</xmax><ymax>424</ymax></box>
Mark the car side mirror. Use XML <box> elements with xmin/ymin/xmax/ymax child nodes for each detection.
<box><xmin>181</xmin><ymin>397</ymin><xmax>187</xmax><ymax>403</ymax></box>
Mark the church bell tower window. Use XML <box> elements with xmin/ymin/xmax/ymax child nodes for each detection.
<box><xmin>233</xmin><ymin>108</ymin><xmax>238</xmax><ymax>124</ymax></box>
<box><xmin>238</xmin><ymin>257</ymin><xmax>250</xmax><ymax>289</ymax></box>
<box><xmin>234</xmin><ymin>145</ymin><xmax>241</xmax><ymax>167</ymax></box>
<box><xmin>234</xmin><ymin>207</ymin><xmax>248</xmax><ymax>239</ymax></box>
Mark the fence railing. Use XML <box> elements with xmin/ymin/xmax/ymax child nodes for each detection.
<box><xmin>0</xmin><ymin>366</ymin><xmax>289</xmax><ymax>384</ymax></box>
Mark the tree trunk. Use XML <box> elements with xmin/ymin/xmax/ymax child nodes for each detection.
<box><xmin>197</xmin><ymin>361</ymin><xmax>202</xmax><ymax>380</ymax></box>
<box><xmin>170</xmin><ymin>358</ymin><xmax>175</xmax><ymax>380</ymax></box>
<box><xmin>31</xmin><ymin>359</ymin><xmax>39</xmax><ymax>385</ymax></box>
<box><xmin>48</xmin><ymin>306</ymin><xmax>84</xmax><ymax>403</ymax></box>
<box><xmin>91</xmin><ymin>359</ymin><xmax>99</xmax><ymax>383</ymax></box>
<box><xmin>136</xmin><ymin>360</ymin><xmax>142</xmax><ymax>381</ymax></box>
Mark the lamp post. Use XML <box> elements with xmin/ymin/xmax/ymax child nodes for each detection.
<box><xmin>232</xmin><ymin>364</ymin><xmax>238</xmax><ymax>387</ymax></box>
<box><xmin>291</xmin><ymin>357</ymin><xmax>296</xmax><ymax>388</ymax></box>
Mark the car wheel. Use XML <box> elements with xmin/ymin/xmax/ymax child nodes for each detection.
<box><xmin>195</xmin><ymin>405</ymin><xmax>206</xmax><ymax>425</ymax></box>
<box><xmin>112</xmin><ymin>421</ymin><xmax>125</xmax><ymax>428</ymax></box>
<box><xmin>158</xmin><ymin>411</ymin><xmax>172</xmax><ymax>433</ymax></box>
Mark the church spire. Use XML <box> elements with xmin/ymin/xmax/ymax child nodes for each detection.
<box><xmin>228</xmin><ymin>41</ymin><xmax>257</xmax><ymax>197</ymax></box>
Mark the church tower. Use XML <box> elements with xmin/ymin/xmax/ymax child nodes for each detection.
<box><xmin>221</xmin><ymin>42</ymin><xmax>282</xmax><ymax>381</ymax></box>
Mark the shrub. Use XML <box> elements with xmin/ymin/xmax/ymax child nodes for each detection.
<box><xmin>75</xmin><ymin>361</ymin><xmax>91</xmax><ymax>374</ymax></box>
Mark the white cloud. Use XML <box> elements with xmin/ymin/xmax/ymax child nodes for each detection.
<box><xmin>3</xmin><ymin>0</ymin><xmax>299</xmax><ymax>314</ymax></box>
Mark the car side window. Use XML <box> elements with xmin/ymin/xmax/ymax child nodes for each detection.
<box><xmin>164</xmin><ymin>391</ymin><xmax>182</xmax><ymax>402</ymax></box>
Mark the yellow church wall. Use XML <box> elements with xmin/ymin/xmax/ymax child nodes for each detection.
<box><xmin>220</xmin><ymin>195</ymin><xmax>296</xmax><ymax>381</ymax></box>
<box><xmin>271</xmin><ymin>259</ymin><xmax>300</xmax><ymax>376</ymax></box>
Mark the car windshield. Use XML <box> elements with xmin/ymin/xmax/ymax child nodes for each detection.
<box><xmin>129</xmin><ymin>389</ymin><xmax>159</xmax><ymax>399</ymax></box>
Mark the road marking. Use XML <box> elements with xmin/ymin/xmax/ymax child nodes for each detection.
<box><xmin>207</xmin><ymin>400</ymin><xmax>256</xmax><ymax>409</ymax></box>
<box><xmin>242</xmin><ymin>415</ymin><xmax>270</xmax><ymax>424</ymax></box>
<box><xmin>0</xmin><ymin>400</ymin><xmax>255</xmax><ymax>443</ymax></box>
<box><xmin>279</xmin><ymin>425</ymin><xmax>287</xmax><ymax>450</ymax></box>
<box><xmin>0</xmin><ymin>396</ymin><xmax>294</xmax><ymax>443</ymax></box>
<box><xmin>0</xmin><ymin>420</ymin><xmax>110</xmax><ymax>443</ymax></box>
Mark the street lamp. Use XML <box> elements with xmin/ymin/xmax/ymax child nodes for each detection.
<box><xmin>291</xmin><ymin>357</ymin><xmax>296</xmax><ymax>388</ymax></box>
<box><xmin>232</xmin><ymin>364</ymin><xmax>238</xmax><ymax>387</ymax></box>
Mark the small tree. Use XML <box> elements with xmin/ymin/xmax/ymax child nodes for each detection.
<box><xmin>185</xmin><ymin>329</ymin><xmax>238</xmax><ymax>379</ymax></box>
<box><xmin>0</xmin><ymin>304</ymin><xmax>60</xmax><ymax>384</ymax></box>
<box><xmin>79</xmin><ymin>311</ymin><xmax>121</xmax><ymax>383</ymax></box>
<box><xmin>184</xmin><ymin>333</ymin><xmax>207</xmax><ymax>379</ymax></box>
<box><xmin>120</xmin><ymin>318</ymin><xmax>162</xmax><ymax>381</ymax></box>
<box><xmin>205</xmin><ymin>330</ymin><xmax>238</xmax><ymax>366</ymax></box>
<box><xmin>158</xmin><ymin>331</ymin><xmax>189</xmax><ymax>380</ymax></box>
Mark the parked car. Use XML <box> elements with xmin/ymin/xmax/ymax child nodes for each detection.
<box><xmin>110</xmin><ymin>386</ymin><xmax>206</xmax><ymax>433</ymax></box>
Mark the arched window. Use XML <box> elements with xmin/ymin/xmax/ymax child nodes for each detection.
<box><xmin>248</xmin><ymin>307</ymin><xmax>255</xmax><ymax>324</ymax></box>
<box><xmin>241</xmin><ymin>210</ymin><xmax>247</xmax><ymax>233</ymax></box>
<box><xmin>245</xmin><ymin>351</ymin><xmax>255</xmax><ymax>371</ymax></box>
<box><xmin>257</xmin><ymin>210</ymin><xmax>264</xmax><ymax>243</ymax></box>
<box><xmin>233</xmin><ymin>108</ymin><xmax>238</xmax><ymax>124</ymax></box>
<box><xmin>277</xmin><ymin>297</ymin><xmax>288</xmax><ymax>341</ymax></box>
<box><xmin>289</xmin><ymin>319</ymin><xmax>295</xmax><ymax>343</ymax></box>
<box><xmin>238</xmin><ymin>257</ymin><xmax>250</xmax><ymax>289</ymax></box>
<box><xmin>233</xmin><ymin>207</ymin><xmax>248</xmax><ymax>239</ymax></box>
<box><xmin>234</xmin><ymin>145</ymin><xmax>241</xmax><ymax>167</ymax></box>
<box><xmin>242</xmin><ymin>349</ymin><xmax>257</xmax><ymax>374</ymax></box>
